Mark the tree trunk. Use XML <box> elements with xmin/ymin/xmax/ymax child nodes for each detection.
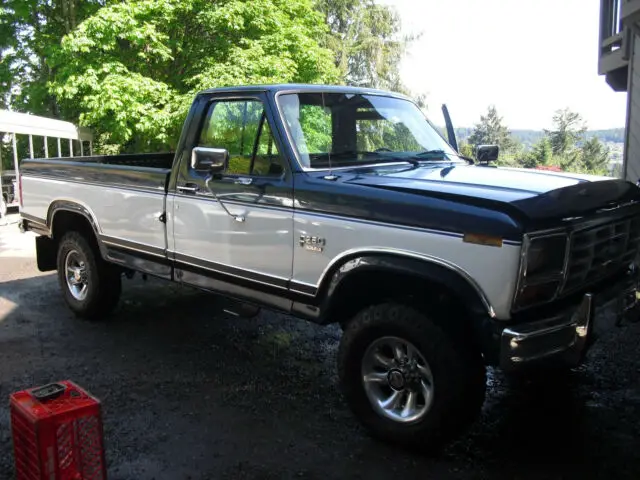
<box><xmin>70</xmin><ymin>0</ymin><xmax>77</xmax><ymax>30</ymax></box>
<box><xmin>62</xmin><ymin>0</ymin><xmax>70</xmax><ymax>33</ymax></box>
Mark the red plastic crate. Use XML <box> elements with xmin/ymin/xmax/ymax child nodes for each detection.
<box><xmin>9</xmin><ymin>380</ymin><xmax>107</xmax><ymax>480</ymax></box>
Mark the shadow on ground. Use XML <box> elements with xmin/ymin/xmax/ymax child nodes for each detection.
<box><xmin>1</xmin><ymin>273</ymin><xmax>639</xmax><ymax>479</ymax></box>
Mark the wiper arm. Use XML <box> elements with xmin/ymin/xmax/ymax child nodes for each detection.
<box><xmin>312</xmin><ymin>150</ymin><xmax>380</xmax><ymax>159</ymax></box>
<box><xmin>414</xmin><ymin>149</ymin><xmax>447</xmax><ymax>158</ymax></box>
<box><xmin>311</xmin><ymin>150</ymin><xmax>419</xmax><ymax>167</ymax></box>
<box><xmin>414</xmin><ymin>149</ymin><xmax>475</xmax><ymax>165</ymax></box>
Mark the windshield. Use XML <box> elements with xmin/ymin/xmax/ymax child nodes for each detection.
<box><xmin>277</xmin><ymin>92</ymin><xmax>458</xmax><ymax>169</ymax></box>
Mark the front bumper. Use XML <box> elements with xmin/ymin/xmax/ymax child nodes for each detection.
<box><xmin>499</xmin><ymin>271</ymin><xmax>639</xmax><ymax>372</ymax></box>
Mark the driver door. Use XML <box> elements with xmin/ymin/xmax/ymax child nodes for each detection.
<box><xmin>171</xmin><ymin>95</ymin><xmax>294</xmax><ymax>303</ymax></box>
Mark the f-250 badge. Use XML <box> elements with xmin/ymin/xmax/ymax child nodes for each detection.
<box><xmin>299</xmin><ymin>234</ymin><xmax>326</xmax><ymax>252</ymax></box>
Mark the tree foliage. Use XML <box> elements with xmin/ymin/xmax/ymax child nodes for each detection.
<box><xmin>481</xmin><ymin>107</ymin><xmax>612</xmax><ymax>175</ymax></box>
<box><xmin>580</xmin><ymin>136</ymin><xmax>610</xmax><ymax>173</ymax></box>
<box><xmin>545</xmin><ymin>107</ymin><xmax>587</xmax><ymax>156</ymax></box>
<box><xmin>458</xmin><ymin>141</ymin><xmax>474</xmax><ymax>159</ymax></box>
<box><xmin>48</xmin><ymin>0</ymin><xmax>340</xmax><ymax>152</ymax></box>
<box><xmin>0</xmin><ymin>0</ymin><xmax>105</xmax><ymax>114</ymax></box>
<box><xmin>521</xmin><ymin>137</ymin><xmax>552</xmax><ymax>169</ymax></box>
<box><xmin>314</xmin><ymin>0</ymin><xmax>412</xmax><ymax>92</ymax></box>
<box><xmin>455</xmin><ymin>128</ymin><xmax>624</xmax><ymax>149</ymax></box>
<box><xmin>2</xmin><ymin>0</ymin><xmax>413</xmax><ymax>155</ymax></box>
<box><xmin>467</xmin><ymin>105</ymin><xmax>516</xmax><ymax>154</ymax></box>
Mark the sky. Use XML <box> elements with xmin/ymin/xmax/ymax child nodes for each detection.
<box><xmin>379</xmin><ymin>0</ymin><xmax>628</xmax><ymax>130</ymax></box>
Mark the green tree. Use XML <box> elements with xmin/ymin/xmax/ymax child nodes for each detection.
<box><xmin>545</xmin><ymin>107</ymin><xmax>586</xmax><ymax>156</ymax></box>
<box><xmin>521</xmin><ymin>137</ymin><xmax>553</xmax><ymax>169</ymax></box>
<box><xmin>458</xmin><ymin>141</ymin><xmax>474</xmax><ymax>159</ymax></box>
<box><xmin>49</xmin><ymin>0</ymin><xmax>340</xmax><ymax>152</ymax></box>
<box><xmin>579</xmin><ymin>137</ymin><xmax>610</xmax><ymax>174</ymax></box>
<box><xmin>315</xmin><ymin>0</ymin><xmax>413</xmax><ymax>92</ymax></box>
<box><xmin>3</xmin><ymin>0</ymin><xmax>414</xmax><ymax>156</ymax></box>
<box><xmin>468</xmin><ymin>105</ymin><xmax>516</xmax><ymax>154</ymax></box>
<box><xmin>0</xmin><ymin>0</ymin><xmax>105</xmax><ymax>115</ymax></box>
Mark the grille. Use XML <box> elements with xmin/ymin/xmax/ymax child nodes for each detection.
<box><xmin>561</xmin><ymin>216</ymin><xmax>640</xmax><ymax>294</ymax></box>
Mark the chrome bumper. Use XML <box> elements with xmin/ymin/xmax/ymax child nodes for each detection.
<box><xmin>500</xmin><ymin>274</ymin><xmax>639</xmax><ymax>372</ymax></box>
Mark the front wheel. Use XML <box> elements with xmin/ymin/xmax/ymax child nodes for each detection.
<box><xmin>56</xmin><ymin>231</ymin><xmax>122</xmax><ymax>320</ymax></box>
<box><xmin>338</xmin><ymin>303</ymin><xmax>486</xmax><ymax>450</ymax></box>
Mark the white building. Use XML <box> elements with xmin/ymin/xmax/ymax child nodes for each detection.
<box><xmin>599</xmin><ymin>0</ymin><xmax>640</xmax><ymax>181</ymax></box>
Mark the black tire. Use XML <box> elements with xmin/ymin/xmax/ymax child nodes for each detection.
<box><xmin>56</xmin><ymin>231</ymin><xmax>122</xmax><ymax>320</ymax></box>
<box><xmin>338</xmin><ymin>303</ymin><xmax>486</xmax><ymax>451</ymax></box>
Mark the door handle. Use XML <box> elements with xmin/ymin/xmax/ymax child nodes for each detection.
<box><xmin>177</xmin><ymin>185</ymin><xmax>199</xmax><ymax>194</ymax></box>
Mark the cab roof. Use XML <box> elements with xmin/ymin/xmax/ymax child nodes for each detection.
<box><xmin>198</xmin><ymin>83</ymin><xmax>411</xmax><ymax>100</ymax></box>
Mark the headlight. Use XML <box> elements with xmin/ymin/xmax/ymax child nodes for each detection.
<box><xmin>525</xmin><ymin>235</ymin><xmax>567</xmax><ymax>278</ymax></box>
<box><xmin>514</xmin><ymin>233</ymin><xmax>568</xmax><ymax>309</ymax></box>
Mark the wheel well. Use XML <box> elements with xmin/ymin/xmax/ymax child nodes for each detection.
<box><xmin>51</xmin><ymin>210</ymin><xmax>100</xmax><ymax>252</ymax></box>
<box><xmin>31</xmin><ymin>210</ymin><xmax>102</xmax><ymax>272</ymax></box>
<box><xmin>325</xmin><ymin>269</ymin><xmax>482</xmax><ymax>352</ymax></box>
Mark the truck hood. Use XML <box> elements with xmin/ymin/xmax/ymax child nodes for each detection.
<box><xmin>344</xmin><ymin>163</ymin><xmax>640</xmax><ymax>223</ymax></box>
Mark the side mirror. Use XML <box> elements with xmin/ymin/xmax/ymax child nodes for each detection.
<box><xmin>476</xmin><ymin>145</ymin><xmax>499</xmax><ymax>164</ymax></box>
<box><xmin>191</xmin><ymin>147</ymin><xmax>229</xmax><ymax>173</ymax></box>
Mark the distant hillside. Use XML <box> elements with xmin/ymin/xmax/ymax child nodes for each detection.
<box><xmin>451</xmin><ymin>128</ymin><xmax>625</xmax><ymax>147</ymax></box>
<box><xmin>585</xmin><ymin>128</ymin><xmax>625</xmax><ymax>143</ymax></box>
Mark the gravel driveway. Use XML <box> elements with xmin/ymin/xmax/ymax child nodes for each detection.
<box><xmin>1</xmin><ymin>216</ymin><xmax>640</xmax><ymax>479</ymax></box>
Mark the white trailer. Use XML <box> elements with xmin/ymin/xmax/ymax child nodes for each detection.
<box><xmin>0</xmin><ymin>110</ymin><xmax>93</xmax><ymax>215</ymax></box>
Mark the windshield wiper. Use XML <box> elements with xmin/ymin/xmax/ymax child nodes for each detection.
<box><xmin>311</xmin><ymin>150</ymin><xmax>373</xmax><ymax>158</ymax></box>
<box><xmin>414</xmin><ymin>149</ymin><xmax>447</xmax><ymax>158</ymax></box>
<box><xmin>311</xmin><ymin>156</ymin><xmax>419</xmax><ymax>169</ymax></box>
<box><xmin>311</xmin><ymin>150</ymin><xmax>416</xmax><ymax>166</ymax></box>
<box><xmin>414</xmin><ymin>149</ymin><xmax>475</xmax><ymax>165</ymax></box>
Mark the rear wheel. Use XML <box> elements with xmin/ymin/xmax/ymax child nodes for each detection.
<box><xmin>338</xmin><ymin>303</ymin><xmax>486</xmax><ymax>450</ymax></box>
<box><xmin>56</xmin><ymin>231</ymin><xmax>121</xmax><ymax>320</ymax></box>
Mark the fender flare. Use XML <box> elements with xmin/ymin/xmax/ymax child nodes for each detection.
<box><xmin>46</xmin><ymin>200</ymin><xmax>107</xmax><ymax>256</ymax></box>
<box><xmin>47</xmin><ymin>200</ymin><xmax>101</xmax><ymax>236</ymax></box>
<box><xmin>316</xmin><ymin>249</ymin><xmax>496</xmax><ymax>321</ymax></box>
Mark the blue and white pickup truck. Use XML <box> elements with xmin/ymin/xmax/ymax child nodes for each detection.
<box><xmin>17</xmin><ymin>84</ymin><xmax>640</xmax><ymax>449</ymax></box>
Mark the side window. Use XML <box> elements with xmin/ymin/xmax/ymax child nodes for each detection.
<box><xmin>198</xmin><ymin>99</ymin><xmax>286</xmax><ymax>176</ymax></box>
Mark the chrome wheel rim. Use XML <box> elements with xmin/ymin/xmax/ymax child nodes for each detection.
<box><xmin>65</xmin><ymin>250</ymin><xmax>88</xmax><ymax>301</ymax></box>
<box><xmin>361</xmin><ymin>336</ymin><xmax>434</xmax><ymax>423</ymax></box>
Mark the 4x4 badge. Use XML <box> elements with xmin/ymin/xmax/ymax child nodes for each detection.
<box><xmin>299</xmin><ymin>234</ymin><xmax>325</xmax><ymax>252</ymax></box>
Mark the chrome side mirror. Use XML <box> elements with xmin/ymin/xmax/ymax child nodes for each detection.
<box><xmin>191</xmin><ymin>147</ymin><xmax>229</xmax><ymax>173</ymax></box>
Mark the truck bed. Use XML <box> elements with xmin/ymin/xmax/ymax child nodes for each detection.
<box><xmin>20</xmin><ymin>152</ymin><xmax>175</xmax><ymax>191</ymax></box>
<box><xmin>20</xmin><ymin>152</ymin><xmax>176</xmax><ymax>254</ymax></box>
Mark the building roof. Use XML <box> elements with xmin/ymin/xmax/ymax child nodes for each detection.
<box><xmin>0</xmin><ymin>110</ymin><xmax>93</xmax><ymax>141</ymax></box>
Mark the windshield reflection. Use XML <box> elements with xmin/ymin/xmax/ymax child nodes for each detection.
<box><xmin>277</xmin><ymin>92</ymin><xmax>457</xmax><ymax>169</ymax></box>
